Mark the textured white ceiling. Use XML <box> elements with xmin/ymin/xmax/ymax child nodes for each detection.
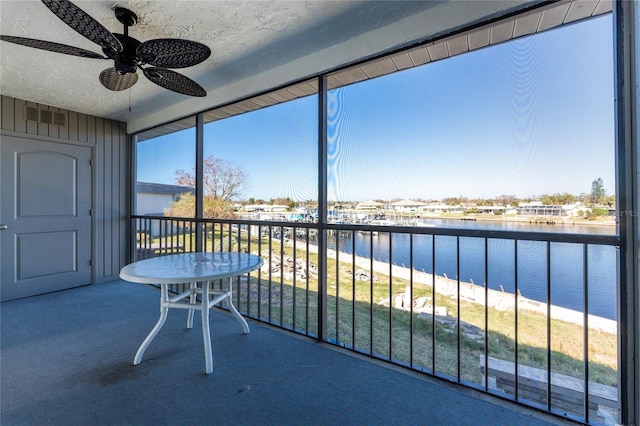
<box><xmin>0</xmin><ymin>1</ymin><xmax>539</xmax><ymax>133</ymax></box>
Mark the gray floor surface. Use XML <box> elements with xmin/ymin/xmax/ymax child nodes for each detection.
<box><xmin>1</xmin><ymin>280</ymin><xmax>574</xmax><ymax>425</ymax></box>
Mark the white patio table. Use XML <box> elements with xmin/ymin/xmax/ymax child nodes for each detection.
<box><xmin>119</xmin><ymin>251</ymin><xmax>263</xmax><ymax>374</ymax></box>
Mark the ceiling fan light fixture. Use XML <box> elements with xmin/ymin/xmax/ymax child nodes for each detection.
<box><xmin>114</xmin><ymin>57</ymin><xmax>137</xmax><ymax>74</ymax></box>
<box><xmin>99</xmin><ymin>67</ymin><xmax>138</xmax><ymax>91</ymax></box>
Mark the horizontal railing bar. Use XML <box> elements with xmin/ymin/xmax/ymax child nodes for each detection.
<box><xmin>131</xmin><ymin>214</ymin><xmax>620</xmax><ymax>246</ymax></box>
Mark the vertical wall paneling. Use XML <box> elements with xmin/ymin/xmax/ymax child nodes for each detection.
<box><xmin>122</xmin><ymin>125</ymin><xmax>127</xmax><ymax>269</ymax></box>
<box><xmin>121</xmin><ymin>123</ymin><xmax>127</xmax><ymax>270</ymax></box>
<box><xmin>36</xmin><ymin>104</ymin><xmax>49</xmax><ymax>137</ymax></box>
<box><xmin>117</xmin><ymin>123</ymin><xmax>127</xmax><ymax>268</ymax></box>
<box><xmin>68</xmin><ymin>110</ymin><xmax>78</xmax><ymax>141</ymax></box>
<box><xmin>96</xmin><ymin>117</ymin><xmax>105</xmax><ymax>278</ymax></box>
<box><xmin>26</xmin><ymin>101</ymin><xmax>38</xmax><ymax>134</ymax></box>
<box><xmin>106</xmin><ymin>119</ymin><xmax>114</xmax><ymax>278</ymax></box>
<box><xmin>108</xmin><ymin>119</ymin><xmax>116</xmax><ymax>278</ymax></box>
<box><xmin>13</xmin><ymin>99</ymin><xmax>27</xmax><ymax>133</ymax></box>
<box><xmin>48</xmin><ymin>107</ymin><xmax>59</xmax><ymax>139</ymax></box>
<box><xmin>93</xmin><ymin>115</ymin><xmax>127</xmax><ymax>282</ymax></box>
<box><xmin>88</xmin><ymin>115</ymin><xmax>96</xmax><ymax>145</ymax></box>
<box><xmin>93</xmin><ymin>117</ymin><xmax>101</xmax><ymax>279</ymax></box>
<box><xmin>1</xmin><ymin>95</ymin><xmax>128</xmax><ymax>283</ymax></box>
<box><xmin>1</xmin><ymin>95</ymin><xmax>15</xmax><ymax>131</ymax></box>
<box><xmin>78</xmin><ymin>113</ymin><xmax>88</xmax><ymax>142</ymax></box>
<box><xmin>115</xmin><ymin>121</ymin><xmax>122</xmax><ymax>277</ymax></box>
<box><xmin>57</xmin><ymin>107</ymin><xmax>69</xmax><ymax>140</ymax></box>
<box><xmin>96</xmin><ymin>117</ymin><xmax>108</xmax><ymax>278</ymax></box>
<box><xmin>14</xmin><ymin>98</ymin><xmax>26</xmax><ymax>134</ymax></box>
<box><xmin>110</xmin><ymin>121</ymin><xmax>116</xmax><ymax>274</ymax></box>
<box><xmin>50</xmin><ymin>107</ymin><xmax>60</xmax><ymax>139</ymax></box>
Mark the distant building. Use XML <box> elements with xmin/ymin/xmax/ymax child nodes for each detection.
<box><xmin>473</xmin><ymin>205</ymin><xmax>507</xmax><ymax>214</ymax></box>
<box><xmin>136</xmin><ymin>182</ymin><xmax>195</xmax><ymax>216</ymax></box>
<box><xmin>242</xmin><ymin>204</ymin><xmax>289</xmax><ymax>221</ymax></box>
<box><xmin>243</xmin><ymin>204</ymin><xmax>288</xmax><ymax>212</ymax></box>
<box><xmin>517</xmin><ymin>202</ymin><xmax>588</xmax><ymax>217</ymax></box>
<box><xmin>356</xmin><ymin>200</ymin><xmax>385</xmax><ymax>210</ymax></box>
<box><xmin>391</xmin><ymin>199</ymin><xmax>428</xmax><ymax>211</ymax></box>
<box><xmin>419</xmin><ymin>203</ymin><xmax>462</xmax><ymax>214</ymax></box>
<box><xmin>136</xmin><ymin>182</ymin><xmax>195</xmax><ymax>237</ymax></box>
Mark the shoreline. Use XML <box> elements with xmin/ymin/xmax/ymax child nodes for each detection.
<box><xmin>243</xmin><ymin>210</ymin><xmax>618</xmax><ymax>228</ymax></box>
<box><xmin>410</xmin><ymin>213</ymin><xmax>616</xmax><ymax>228</ymax></box>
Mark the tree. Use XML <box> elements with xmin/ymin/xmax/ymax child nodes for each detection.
<box><xmin>166</xmin><ymin>155</ymin><xmax>248</xmax><ymax>219</ymax></box>
<box><xmin>271</xmin><ymin>197</ymin><xmax>295</xmax><ymax>209</ymax></box>
<box><xmin>174</xmin><ymin>155</ymin><xmax>248</xmax><ymax>202</ymax></box>
<box><xmin>442</xmin><ymin>197</ymin><xmax>465</xmax><ymax>206</ymax></box>
<box><xmin>164</xmin><ymin>193</ymin><xmax>195</xmax><ymax>218</ymax></box>
<box><xmin>497</xmin><ymin>194</ymin><xmax>517</xmax><ymax>206</ymax></box>
<box><xmin>603</xmin><ymin>194</ymin><xmax>616</xmax><ymax>207</ymax></box>
<box><xmin>591</xmin><ymin>178</ymin><xmax>605</xmax><ymax>204</ymax></box>
<box><xmin>164</xmin><ymin>193</ymin><xmax>236</xmax><ymax>219</ymax></box>
<box><xmin>540</xmin><ymin>193</ymin><xmax>576</xmax><ymax>205</ymax></box>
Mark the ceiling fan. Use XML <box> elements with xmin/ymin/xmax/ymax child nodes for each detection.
<box><xmin>0</xmin><ymin>0</ymin><xmax>210</xmax><ymax>97</ymax></box>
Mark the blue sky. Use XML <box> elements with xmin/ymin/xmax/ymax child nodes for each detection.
<box><xmin>138</xmin><ymin>14</ymin><xmax>615</xmax><ymax>203</ymax></box>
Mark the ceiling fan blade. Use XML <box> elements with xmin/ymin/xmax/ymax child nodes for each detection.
<box><xmin>137</xmin><ymin>39</ymin><xmax>211</xmax><ymax>68</ymax></box>
<box><xmin>143</xmin><ymin>67</ymin><xmax>206</xmax><ymax>97</ymax></box>
<box><xmin>0</xmin><ymin>35</ymin><xmax>106</xmax><ymax>59</ymax></box>
<box><xmin>41</xmin><ymin>0</ymin><xmax>122</xmax><ymax>54</ymax></box>
<box><xmin>99</xmin><ymin>67</ymin><xmax>138</xmax><ymax>91</ymax></box>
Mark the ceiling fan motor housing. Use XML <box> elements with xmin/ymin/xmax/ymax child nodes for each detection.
<box><xmin>107</xmin><ymin>33</ymin><xmax>141</xmax><ymax>74</ymax></box>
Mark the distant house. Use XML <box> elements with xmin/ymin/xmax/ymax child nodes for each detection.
<box><xmin>391</xmin><ymin>199</ymin><xmax>428</xmax><ymax>211</ymax></box>
<box><xmin>136</xmin><ymin>182</ymin><xmax>195</xmax><ymax>237</ymax></box>
<box><xmin>419</xmin><ymin>203</ymin><xmax>462</xmax><ymax>214</ymax></box>
<box><xmin>356</xmin><ymin>200</ymin><xmax>385</xmax><ymax>210</ymax></box>
<box><xmin>473</xmin><ymin>205</ymin><xmax>507</xmax><ymax>214</ymax></box>
<box><xmin>243</xmin><ymin>204</ymin><xmax>288</xmax><ymax>213</ymax></box>
<box><xmin>517</xmin><ymin>202</ymin><xmax>587</xmax><ymax>217</ymax></box>
<box><xmin>505</xmin><ymin>206</ymin><xmax>518</xmax><ymax>215</ymax></box>
<box><xmin>136</xmin><ymin>182</ymin><xmax>195</xmax><ymax>216</ymax></box>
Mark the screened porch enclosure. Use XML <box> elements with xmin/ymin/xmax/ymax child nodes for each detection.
<box><xmin>1</xmin><ymin>0</ymin><xmax>638</xmax><ymax>425</ymax></box>
<box><xmin>128</xmin><ymin>4</ymin><xmax>632</xmax><ymax>424</ymax></box>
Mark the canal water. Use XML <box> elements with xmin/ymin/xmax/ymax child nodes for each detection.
<box><xmin>327</xmin><ymin>219</ymin><xmax>618</xmax><ymax>320</ymax></box>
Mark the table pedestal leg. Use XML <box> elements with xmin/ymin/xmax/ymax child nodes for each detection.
<box><xmin>134</xmin><ymin>277</ymin><xmax>251</xmax><ymax>374</ymax></box>
<box><xmin>226</xmin><ymin>278</ymin><xmax>250</xmax><ymax>334</ymax></box>
<box><xmin>134</xmin><ymin>284</ymin><xmax>169</xmax><ymax>366</ymax></box>
<box><xmin>187</xmin><ymin>281</ymin><xmax>197</xmax><ymax>329</ymax></box>
<box><xmin>202</xmin><ymin>280</ymin><xmax>213</xmax><ymax>374</ymax></box>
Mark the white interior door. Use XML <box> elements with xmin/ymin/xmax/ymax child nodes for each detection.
<box><xmin>1</xmin><ymin>136</ymin><xmax>92</xmax><ymax>301</ymax></box>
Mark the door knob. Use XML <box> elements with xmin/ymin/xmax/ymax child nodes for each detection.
<box><xmin>0</xmin><ymin>224</ymin><xmax>7</xmax><ymax>230</ymax></box>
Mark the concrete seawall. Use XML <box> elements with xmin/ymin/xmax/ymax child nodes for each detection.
<box><xmin>321</xmin><ymin>245</ymin><xmax>617</xmax><ymax>334</ymax></box>
<box><xmin>269</xmin><ymin>235</ymin><xmax>617</xmax><ymax>334</ymax></box>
